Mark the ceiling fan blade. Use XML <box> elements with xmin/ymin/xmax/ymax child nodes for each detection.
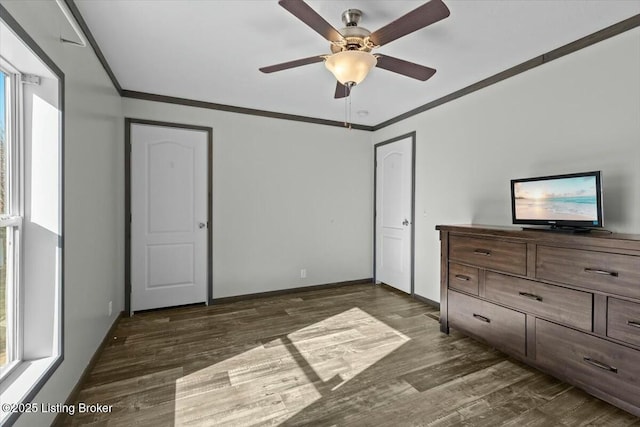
<box><xmin>375</xmin><ymin>54</ymin><xmax>436</xmax><ymax>81</ymax></box>
<box><xmin>369</xmin><ymin>0</ymin><xmax>450</xmax><ymax>47</ymax></box>
<box><xmin>259</xmin><ymin>55</ymin><xmax>325</xmax><ymax>73</ymax></box>
<box><xmin>279</xmin><ymin>0</ymin><xmax>343</xmax><ymax>42</ymax></box>
<box><xmin>334</xmin><ymin>81</ymin><xmax>351</xmax><ymax>99</ymax></box>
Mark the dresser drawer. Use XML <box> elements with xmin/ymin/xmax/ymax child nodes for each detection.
<box><xmin>449</xmin><ymin>235</ymin><xmax>526</xmax><ymax>275</ymax></box>
<box><xmin>448</xmin><ymin>290</ymin><xmax>526</xmax><ymax>357</ymax></box>
<box><xmin>536</xmin><ymin>319</ymin><xmax>640</xmax><ymax>411</ymax></box>
<box><xmin>536</xmin><ymin>246</ymin><xmax>640</xmax><ymax>299</ymax></box>
<box><xmin>608</xmin><ymin>298</ymin><xmax>640</xmax><ymax>348</ymax></box>
<box><xmin>485</xmin><ymin>271</ymin><xmax>592</xmax><ymax>331</ymax></box>
<box><xmin>448</xmin><ymin>263</ymin><xmax>479</xmax><ymax>295</ymax></box>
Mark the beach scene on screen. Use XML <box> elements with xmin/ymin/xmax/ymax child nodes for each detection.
<box><xmin>514</xmin><ymin>176</ymin><xmax>598</xmax><ymax>221</ymax></box>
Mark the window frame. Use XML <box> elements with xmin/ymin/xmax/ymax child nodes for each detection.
<box><xmin>0</xmin><ymin>5</ymin><xmax>65</xmax><ymax>426</ymax></box>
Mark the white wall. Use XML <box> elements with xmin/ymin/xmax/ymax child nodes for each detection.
<box><xmin>374</xmin><ymin>28</ymin><xmax>640</xmax><ymax>302</ymax></box>
<box><xmin>124</xmin><ymin>99</ymin><xmax>374</xmax><ymax>298</ymax></box>
<box><xmin>0</xmin><ymin>2</ymin><xmax>125</xmax><ymax>426</ymax></box>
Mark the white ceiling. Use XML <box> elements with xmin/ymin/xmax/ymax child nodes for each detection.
<box><xmin>75</xmin><ymin>0</ymin><xmax>640</xmax><ymax>127</ymax></box>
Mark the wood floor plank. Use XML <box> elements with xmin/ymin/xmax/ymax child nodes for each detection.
<box><xmin>428</xmin><ymin>373</ymin><xmax>571</xmax><ymax>426</ymax></box>
<box><xmin>537</xmin><ymin>387</ymin><xmax>639</xmax><ymax>426</ymax></box>
<box><xmin>77</xmin><ymin>367</ymin><xmax>185</xmax><ymax>403</ymax></box>
<box><xmin>60</xmin><ymin>283</ymin><xmax>639</xmax><ymax>426</ymax></box>
<box><xmin>401</xmin><ymin>347</ymin><xmax>504</xmax><ymax>392</ymax></box>
<box><xmin>500</xmin><ymin>408</ymin><xmax>564</xmax><ymax>427</ymax></box>
<box><xmin>337</xmin><ymin>360</ymin><xmax>537</xmax><ymax>425</ymax></box>
<box><xmin>279</xmin><ymin>378</ymin><xmax>420</xmax><ymax>427</ymax></box>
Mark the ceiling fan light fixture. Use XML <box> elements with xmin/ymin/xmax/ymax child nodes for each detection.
<box><xmin>324</xmin><ymin>51</ymin><xmax>377</xmax><ymax>85</ymax></box>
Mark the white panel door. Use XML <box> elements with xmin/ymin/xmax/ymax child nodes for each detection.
<box><xmin>376</xmin><ymin>137</ymin><xmax>413</xmax><ymax>294</ymax></box>
<box><xmin>131</xmin><ymin>123</ymin><xmax>208</xmax><ymax>311</ymax></box>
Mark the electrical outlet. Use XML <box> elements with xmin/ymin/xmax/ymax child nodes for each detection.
<box><xmin>108</xmin><ymin>301</ymin><xmax>113</xmax><ymax>316</ymax></box>
<box><xmin>300</xmin><ymin>269</ymin><xmax>307</xmax><ymax>279</ymax></box>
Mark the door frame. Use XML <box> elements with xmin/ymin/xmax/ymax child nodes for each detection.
<box><xmin>125</xmin><ymin>118</ymin><xmax>213</xmax><ymax>315</ymax></box>
<box><xmin>373</xmin><ymin>131</ymin><xmax>416</xmax><ymax>295</ymax></box>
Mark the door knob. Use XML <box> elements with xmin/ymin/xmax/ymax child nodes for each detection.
<box><xmin>198</xmin><ymin>222</ymin><xmax>207</xmax><ymax>229</ymax></box>
<box><xmin>402</xmin><ymin>219</ymin><xmax>410</xmax><ymax>226</ymax></box>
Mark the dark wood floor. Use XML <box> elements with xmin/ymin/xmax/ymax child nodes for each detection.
<box><xmin>62</xmin><ymin>283</ymin><xmax>639</xmax><ymax>426</ymax></box>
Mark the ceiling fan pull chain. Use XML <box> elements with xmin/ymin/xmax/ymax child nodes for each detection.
<box><xmin>348</xmin><ymin>88</ymin><xmax>352</xmax><ymax>130</ymax></box>
<box><xmin>343</xmin><ymin>83</ymin><xmax>353</xmax><ymax>129</ymax></box>
<box><xmin>344</xmin><ymin>85</ymin><xmax>348</xmax><ymax>127</ymax></box>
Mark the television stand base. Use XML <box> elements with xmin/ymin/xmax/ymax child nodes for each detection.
<box><xmin>522</xmin><ymin>226</ymin><xmax>593</xmax><ymax>234</ymax></box>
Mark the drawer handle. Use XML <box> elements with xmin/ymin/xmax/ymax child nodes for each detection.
<box><xmin>473</xmin><ymin>249</ymin><xmax>492</xmax><ymax>257</ymax></box>
<box><xmin>518</xmin><ymin>292</ymin><xmax>543</xmax><ymax>302</ymax></box>
<box><xmin>472</xmin><ymin>313</ymin><xmax>491</xmax><ymax>323</ymax></box>
<box><xmin>583</xmin><ymin>357</ymin><xmax>618</xmax><ymax>374</ymax></box>
<box><xmin>582</xmin><ymin>356</ymin><xmax>618</xmax><ymax>374</ymax></box>
<box><xmin>584</xmin><ymin>268</ymin><xmax>619</xmax><ymax>277</ymax></box>
<box><xmin>627</xmin><ymin>320</ymin><xmax>640</xmax><ymax>328</ymax></box>
<box><xmin>455</xmin><ymin>274</ymin><xmax>471</xmax><ymax>282</ymax></box>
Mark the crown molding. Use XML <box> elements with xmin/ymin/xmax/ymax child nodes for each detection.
<box><xmin>121</xmin><ymin>90</ymin><xmax>375</xmax><ymax>131</ymax></box>
<box><xmin>63</xmin><ymin>0</ymin><xmax>122</xmax><ymax>95</ymax></box>
<box><xmin>373</xmin><ymin>13</ymin><xmax>640</xmax><ymax>131</ymax></box>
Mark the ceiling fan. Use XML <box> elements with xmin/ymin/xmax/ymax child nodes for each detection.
<box><xmin>259</xmin><ymin>0</ymin><xmax>450</xmax><ymax>99</ymax></box>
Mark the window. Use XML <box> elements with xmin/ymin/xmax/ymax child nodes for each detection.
<box><xmin>0</xmin><ymin>9</ymin><xmax>64</xmax><ymax>425</ymax></box>
<box><xmin>1</xmin><ymin>62</ymin><xmax>22</xmax><ymax>380</ymax></box>
<box><xmin>0</xmin><ymin>69</ymin><xmax>7</xmax><ymax>372</ymax></box>
<box><xmin>0</xmin><ymin>68</ymin><xmax>22</xmax><ymax>378</ymax></box>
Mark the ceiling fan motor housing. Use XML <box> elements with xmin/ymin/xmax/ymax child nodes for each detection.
<box><xmin>331</xmin><ymin>10</ymin><xmax>373</xmax><ymax>54</ymax></box>
<box><xmin>341</xmin><ymin>9</ymin><xmax>362</xmax><ymax>26</ymax></box>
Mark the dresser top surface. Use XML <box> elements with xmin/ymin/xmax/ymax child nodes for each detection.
<box><xmin>436</xmin><ymin>224</ymin><xmax>640</xmax><ymax>252</ymax></box>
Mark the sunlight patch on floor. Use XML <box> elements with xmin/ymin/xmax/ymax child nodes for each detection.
<box><xmin>173</xmin><ymin>307</ymin><xmax>409</xmax><ymax>425</ymax></box>
<box><xmin>287</xmin><ymin>307</ymin><xmax>410</xmax><ymax>389</ymax></box>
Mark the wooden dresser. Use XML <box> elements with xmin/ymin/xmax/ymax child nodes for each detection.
<box><xmin>436</xmin><ymin>225</ymin><xmax>640</xmax><ymax>416</ymax></box>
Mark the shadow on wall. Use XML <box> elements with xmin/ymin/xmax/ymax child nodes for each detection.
<box><xmin>470</xmin><ymin>195</ymin><xmax>512</xmax><ymax>226</ymax></box>
<box><xmin>599</xmin><ymin>171</ymin><xmax>629</xmax><ymax>227</ymax></box>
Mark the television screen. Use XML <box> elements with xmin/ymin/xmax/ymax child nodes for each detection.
<box><xmin>511</xmin><ymin>171</ymin><xmax>603</xmax><ymax>228</ymax></box>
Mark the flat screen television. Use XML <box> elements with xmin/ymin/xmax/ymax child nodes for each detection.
<box><xmin>511</xmin><ymin>171</ymin><xmax>603</xmax><ymax>231</ymax></box>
